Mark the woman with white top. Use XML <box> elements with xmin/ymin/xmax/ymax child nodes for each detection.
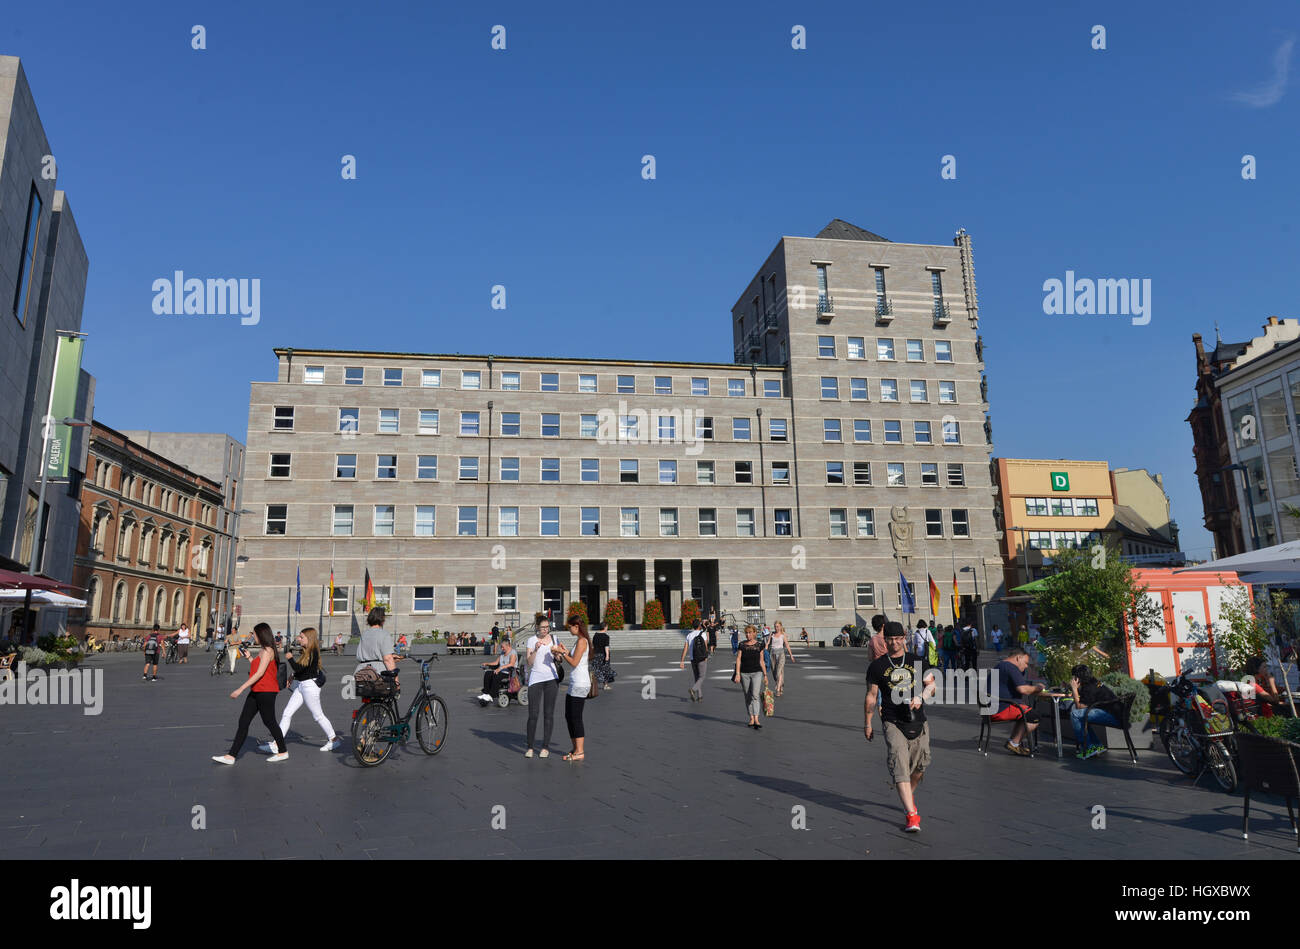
<box><xmin>177</xmin><ymin>622</ymin><xmax>191</xmax><ymax>664</ymax></box>
<box><xmin>523</xmin><ymin>615</ymin><xmax>561</xmax><ymax>758</ymax></box>
<box><xmin>770</xmin><ymin>621</ymin><xmax>795</xmax><ymax>697</ymax></box>
<box><xmin>259</xmin><ymin>627</ymin><xmax>340</xmax><ymax>752</ymax></box>
<box><xmin>556</xmin><ymin>615</ymin><xmax>591</xmax><ymax>761</ymax></box>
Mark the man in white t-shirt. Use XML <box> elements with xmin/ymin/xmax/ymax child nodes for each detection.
<box><xmin>913</xmin><ymin>620</ymin><xmax>935</xmax><ymax>661</ymax></box>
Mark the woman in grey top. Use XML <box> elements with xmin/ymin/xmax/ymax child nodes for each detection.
<box><xmin>355</xmin><ymin>607</ymin><xmax>398</xmax><ymax>682</ymax></box>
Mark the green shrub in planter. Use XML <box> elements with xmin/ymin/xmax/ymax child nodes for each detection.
<box><xmin>1040</xmin><ymin>644</ymin><xmax>1108</xmax><ymax>686</ymax></box>
<box><xmin>1100</xmin><ymin>671</ymin><xmax>1150</xmax><ymax>722</ymax></box>
<box><xmin>1249</xmin><ymin>716</ymin><xmax>1300</xmax><ymax>742</ymax></box>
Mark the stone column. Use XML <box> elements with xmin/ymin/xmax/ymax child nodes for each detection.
<box><xmin>569</xmin><ymin>559</ymin><xmax>581</xmax><ymax>620</ymax></box>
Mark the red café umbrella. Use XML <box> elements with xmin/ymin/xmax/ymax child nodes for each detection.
<box><xmin>0</xmin><ymin>568</ymin><xmax>76</xmax><ymax>591</ymax></box>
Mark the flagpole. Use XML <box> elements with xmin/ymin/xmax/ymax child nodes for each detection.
<box><xmin>951</xmin><ymin>548</ymin><xmax>959</xmax><ymax>625</ymax></box>
<box><xmin>924</xmin><ymin>547</ymin><xmax>931</xmax><ymax>624</ymax></box>
<box><xmin>328</xmin><ymin>541</ymin><xmax>335</xmax><ymax>645</ymax></box>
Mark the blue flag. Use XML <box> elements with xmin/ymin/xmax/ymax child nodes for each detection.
<box><xmin>294</xmin><ymin>566</ymin><xmax>302</xmax><ymax>614</ymax></box>
<box><xmin>899</xmin><ymin>569</ymin><xmax>915</xmax><ymax>615</ymax></box>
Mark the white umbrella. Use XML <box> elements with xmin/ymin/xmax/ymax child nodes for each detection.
<box><xmin>1174</xmin><ymin>541</ymin><xmax>1300</xmax><ymax>581</ymax></box>
<box><xmin>0</xmin><ymin>589</ymin><xmax>87</xmax><ymax>608</ymax></box>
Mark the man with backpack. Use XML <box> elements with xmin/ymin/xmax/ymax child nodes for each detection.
<box><xmin>679</xmin><ymin>618</ymin><xmax>710</xmax><ymax>702</ymax></box>
<box><xmin>940</xmin><ymin>625</ymin><xmax>959</xmax><ymax>671</ymax></box>
<box><xmin>141</xmin><ymin>624</ymin><xmax>164</xmax><ymax>681</ymax></box>
<box><xmin>913</xmin><ymin>620</ymin><xmax>937</xmax><ymax>667</ymax></box>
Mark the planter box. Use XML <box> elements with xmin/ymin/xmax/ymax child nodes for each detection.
<box><xmin>1035</xmin><ymin>701</ymin><xmax>1152</xmax><ymax>750</ymax></box>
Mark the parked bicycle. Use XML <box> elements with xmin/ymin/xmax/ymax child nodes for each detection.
<box><xmin>164</xmin><ymin>637</ymin><xmax>179</xmax><ymax>664</ymax></box>
<box><xmin>351</xmin><ymin>656</ymin><xmax>449</xmax><ymax>767</ymax></box>
<box><xmin>1147</xmin><ymin>668</ymin><xmax>1238</xmax><ymax>793</ymax></box>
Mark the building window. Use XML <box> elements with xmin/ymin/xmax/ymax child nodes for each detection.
<box><xmin>699</xmin><ymin>508</ymin><xmax>717</xmax><ymax>536</ymax></box>
<box><xmin>333</xmin><ymin>505</ymin><xmax>354</xmax><ymax>536</ymax></box>
<box><xmin>774</xmin><ymin>509</ymin><xmax>792</xmax><ymax>536</ymax></box>
<box><xmin>887</xmin><ymin>463</ymin><xmax>905</xmax><ymax>487</ymax></box>
<box><xmin>856</xmin><ymin>509</ymin><xmax>875</xmax><ymax>537</ymax></box>
<box><xmin>265</xmin><ymin>505</ymin><xmax>287</xmax><ymax>535</ymax></box>
<box><xmin>414</xmin><ymin>587</ymin><xmax>435</xmax><ymax>612</ymax></box>
<box><xmin>880</xmin><ymin>379</ymin><xmax>898</xmax><ymax>402</ymax></box>
<box><xmin>847</xmin><ymin>337</ymin><xmax>866</xmax><ymax>360</ymax></box>
<box><xmin>496</xmin><ymin>586</ymin><xmax>517</xmax><ymax>612</ymax></box>
<box><xmin>921</xmin><ymin>462</ymin><xmax>939</xmax><ymax>486</ymax></box>
<box><xmin>814</xmin><ymin>583</ymin><xmax>834</xmax><ymax>608</ymax></box>
<box><xmin>655</xmin><ymin>375</ymin><xmax>672</xmax><ymax>395</ymax></box>
<box><xmin>331</xmin><ymin>585</ymin><xmax>350</xmax><ymax>613</ymax></box>
<box><xmin>336</xmin><ymin>454</ymin><xmax>357</xmax><ymax>479</ymax></box>
<box><xmin>414</xmin><ymin>506</ymin><xmax>436</xmax><ymax>536</ymax></box>
<box><xmin>581</xmin><ymin>507</ymin><xmax>600</xmax><ymax>536</ymax></box>
<box><xmin>852</xmin><ymin>419</ymin><xmax>871</xmax><ymax>443</ymax></box>
<box><xmin>540</xmin><ymin>372</ymin><xmax>559</xmax><ymax>392</ymax></box>
<box><xmin>778</xmin><ymin>584</ymin><xmax>797</xmax><ymax>608</ymax></box>
<box><xmin>462</xmin><ymin>371</ymin><xmax>481</xmax><ymax>390</ymax></box>
<box><xmin>658</xmin><ymin>415</ymin><xmax>676</xmax><ymax>440</ymax></box>
<box><xmin>735</xmin><ymin>461</ymin><xmax>753</xmax><ymax>484</ymax></box>
<box><xmin>821</xmin><ymin>377</ymin><xmax>839</xmax><ymax>399</ymax></box>
<box><xmin>935</xmin><ymin>340</ymin><xmax>953</xmax><ymax>362</ymax></box>
<box><xmin>925</xmin><ymin>508</ymin><xmax>943</xmax><ymax>537</ymax></box>
<box><xmin>884</xmin><ymin>421</ymin><xmax>902</xmax><ymax>444</ymax></box>
<box><xmin>619</xmin><ymin>414</ymin><xmax>639</xmax><ymax>440</ymax></box>
<box><xmin>303</xmin><ymin>365</ymin><xmax>324</xmax><ymax>384</ymax></box>
<box><xmin>877</xmin><ymin>338</ymin><xmax>895</xmax><ymax>361</ymax></box>
<box><xmin>459</xmin><ymin>457</ymin><xmax>479</xmax><ymax>480</ymax></box>
<box><xmin>383</xmin><ymin>368</ymin><xmax>402</xmax><ymax>387</ymax></box>
<box><xmin>418</xmin><ymin>409</ymin><xmax>439</xmax><ymax>435</ymax></box>
<box><xmin>579</xmin><ymin>373</ymin><xmax>597</xmax><ymax>393</ymax></box>
<box><xmin>377</xmin><ymin>455</ymin><xmax>397</xmax><ymax>479</ymax></box>
<box><xmin>541</xmin><ymin>414</ymin><xmax>560</xmax><ymax>437</ymax></box>
<box><xmin>659</xmin><ymin>460</ymin><xmax>677</xmax><ymax>484</ymax></box>
<box><xmin>421</xmin><ymin>369</ymin><xmax>441</xmax><ymax>388</ymax></box>
<box><xmin>539</xmin><ymin>507</ymin><xmax>560</xmax><ymax>536</ymax></box>
<box><xmin>498</xmin><ymin>507</ymin><xmax>519</xmax><ymax>536</ymax></box>
<box><xmin>460</xmin><ymin>411</ymin><xmax>480</xmax><ymax>436</ymax></box>
<box><xmin>458</xmin><ymin>506</ymin><xmax>479</xmax><ymax>536</ymax></box>
<box><xmin>696</xmin><ymin>416</ymin><xmax>714</xmax><ymax>440</ymax></box>
<box><xmin>906</xmin><ymin>339</ymin><xmax>924</xmax><ymax>362</ymax></box>
<box><xmin>378</xmin><ymin>408</ymin><xmax>399</xmax><ymax>434</ymax></box>
<box><xmin>455</xmin><ymin>586</ymin><xmax>476</xmax><ymax>612</ymax></box>
<box><xmin>910</xmin><ymin>380</ymin><xmax>928</xmax><ymax>403</ymax></box>
<box><xmin>540</xmin><ymin>458</ymin><xmax>560</xmax><ymax>482</ymax></box>
<box><xmin>339</xmin><ymin>408</ymin><xmax>359</xmax><ymax>434</ymax></box>
<box><xmin>1077</xmin><ymin>498</ymin><xmax>1099</xmax><ymax>517</ymax></box>
<box><xmin>737</xmin><ymin>509</ymin><xmax>756</xmax><ymax>537</ymax></box>
<box><xmin>1050</xmin><ymin>496</ymin><xmax>1075</xmax><ymax>517</ymax></box>
<box><xmin>939</xmin><ymin>381</ymin><xmax>956</xmax><ymax>403</ymax></box>
<box><xmin>947</xmin><ymin>463</ymin><xmax>965</xmax><ymax>487</ymax></box>
<box><xmin>848</xmin><ymin>378</ymin><xmax>867</xmax><ymax>401</ymax></box>
<box><xmin>772</xmin><ymin>462</ymin><xmax>791</xmax><ymax>484</ymax></box>
<box><xmin>580</xmin><ymin>414</ymin><xmax>598</xmax><ymax>437</ymax></box>
<box><xmin>373</xmin><ymin>505</ymin><xmax>395</xmax><ymax>536</ymax></box>
<box><xmin>763</xmin><ymin>380</ymin><xmax>782</xmax><ymax>398</ymax></box>
<box><xmin>697</xmin><ymin>461</ymin><xmax>715</xmax><ymax>484</ymax></box>
<box><xmin>830</xmin><ymin>509</ymin><xmax>848</xmax><ymax>536</ymax></box>
<box><xmin>269</xmin><ymin>453</ymin><xmax>291</xmax><ymax>478</ymax></box>
<box><xmin>417</xmin><ymin>455</ymin><xmax>438</xmax><ymax>480</ymax></box>
<box><xmin>499</xmin><ymin>457</ymin><xmax>519</xmax><ymax>481</ymax></box>
<box><xmin>691</xmin><ymin>377</ymin><xmax>709</xmax><ymax>396</ymax></box>
<box><xmin>914</xmin><ymin>421</ymin><xmax>932</xmax><ymax>444</ymax></box>
<box><xmin>733</xmin><ymin>417</ymin><xmax>751</xmax><ymax>440</ymax></box>
<box><xmin>853</xmin><ymin>462</ymin><xmax>871</xmax><ymax>486</ymax></box>
<box><xmin>620</xmin><ymin>459</ymin><xmax>638</xmax><ymax>483</ymax></box>
<box><xmin>581</xmin><ymin>458</ymin><xmax>599</xmax><ymax>483</ymax></box>
<box><xmin>856</xmin><ymin>582</ymin><xmax>876</xmax><ymax>608</ymax></box>
<box><xmin>617</xmin><ymin>374</ymin><xmax>635</xmax><ymax>394</ymax></box>
<box><xmin>931</xmin><ymin>271</ymin><xmax>944</xmax><ymax>312</ymax></box>
<box><xmin>942</xmin><ymin>420</ymin><xmax>961</xmax><ymax>444</ymax></box>
<box><xmin>621</xmin><ymin>508</ymin><xmax>640</xmax><ymax>537</ymax></box>
<box><xmin>729</xmin><ymin>378</ymin><xmax>746</xmax><ymax>397</ymax></box>
<box><xmin>826</xmin><ymin>462</ymin><xmax>844</xmax><ymax>485</ymax></box>
<box><xmin>503</xmin><ymin>371</ymin><xmax>523</xmax><ymax>390</ymax></box>
<box><xmin>818</xmin><ymin>336</ymin><xmax>836</xmax><ymax>358</ymax></box>
<box><xmin>742</xmin><ymin>584</ymin><xmax>761</xmax><ymax>608</ymax></box>
<box><xmin>824</xmin><ymin>419</ymin><xmax>842</xmax><ymax>442</ymax></box>
<box><xmin>1026</xmin><ymin>497</ymin><xmax>1048</xmax><ymax>517</ymax></box>
<box><xmin>1027</xmin><ymin>530</ymin><xmax>1052</xmax><ymax>549</ymax></box>
<box><xmin>659</xmin><ymin>508</ymin><xmax>679</xmax><ymax>537</ymax></box>
<box><xmin>952</xmin><ymin>509</ymin><xmax>970</xmax><ymax>537</ymax></box>
<box><xmin>273</xmin><ymin>406</ymin><xmax>294</xmax><ymax>430</ymax></box>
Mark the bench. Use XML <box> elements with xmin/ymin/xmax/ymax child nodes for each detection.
<box><xmin>792</xmin><ymin>640</ymin><xmax>827</xmax><ymax>649</ymax></box>
<box><xmin>447</xmin><ymin>645</ymin><xmax>480</xmax><ymax>655</ymax></box>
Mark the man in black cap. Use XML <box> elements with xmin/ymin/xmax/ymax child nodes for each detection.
<box><xmin>865</xmin><ymin>621</ymin><xmax>937</xmax><ymax>832</ymax></box>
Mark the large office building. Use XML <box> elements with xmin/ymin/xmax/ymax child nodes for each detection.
<box><xmin>0</xmin><ymin>55</ymin><xmax>95</xmax><ymax>638</ymax></box>
<box><xmin>237</xmin><ymin>220</ymin><xmax>1006</xmax><ymax>636</ymax></box>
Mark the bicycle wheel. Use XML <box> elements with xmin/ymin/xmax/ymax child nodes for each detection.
<box><xmin>352</xmin><ymin>703</ymin><xmax>395</xmax><ymax>766</ymax></box>
<box><xmin>210</xmin><ymin>657</ymin><xmax>220</xmax><ymax>676</ymax></box>
<box><xmin>1206</xmin><ymin>741</ymin><xmax>1238</xmax><ymax>793</ymax></box>
<box><xmin>415</xmin><ymin>694</ymin><xmax>449</xmax><ymax>755</ymax></box>
<box><xmin>1163</xmin><ymin>721</ymin><xmax>1200</xmax><ymax>776</ymax></box>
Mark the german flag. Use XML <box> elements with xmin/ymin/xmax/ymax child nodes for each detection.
<box><xmin>328</xmin><ymin>570</ymin><xmax>335</xmax><ymax>616</ymax></box>
<box><xmin>953</xmin><ymin>574</ymin><xmax>960</xmax><ymax>621</ymax></box>
<box><xmin>363</xmin><ymin>569</ymin><xmax>375</xmax><ymax>611</ymax></box>
<box><xmin>928</xmin><ymin>575</ymin><xmax>941</xmax><ymax>617</ymax></box>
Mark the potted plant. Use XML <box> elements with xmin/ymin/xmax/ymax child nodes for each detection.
<box><xmin>1098</xmin><ymin>671</ymin><xmax>1152</xmax><ymax>749</ymax></box>
<box><xmin>679</xmin><ymin>599</ymin><xmax>701</xmax><ymax>629</ymax></box>
<box><xmin>604</xmin><ymin>599</ymin><xmax>625</xmax><ymax>630</ymax></box>
<box><xmin>642</xmin><ymin>599</ymin><xmax>666</xmax><ymax>630</ymax></box>
<box><xmin>566</xmin><ymin>601</ymin><xmax>589</xmax><ymax>628</ymax></box>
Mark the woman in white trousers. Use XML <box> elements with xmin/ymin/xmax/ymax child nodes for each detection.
<box><xmin>260</xmin><ymin>627</ymin><xmax>340</xmax><ymax>752</ymax></box>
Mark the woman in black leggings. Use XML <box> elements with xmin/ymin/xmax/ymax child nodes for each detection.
<box><xmin>212</xmin><ymin>623</ymin><xmax>288</xmax><ymax>764</ymax></box>
<box><xmin>556</xmin><ymin>616</ymin><xmax>591</xmax><ymax>761</ymax></box>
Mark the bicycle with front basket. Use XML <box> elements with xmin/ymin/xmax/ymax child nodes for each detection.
<box><xmin>351</xmin><ymin>655</ymin><xmax>449</xmax><ymax>767</ymax></box>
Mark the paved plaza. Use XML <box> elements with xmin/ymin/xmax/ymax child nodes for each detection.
<box><xmin>1</xmin><ymin>646</ymin><xmax>1296</xmax><ymax>859</ymax></box>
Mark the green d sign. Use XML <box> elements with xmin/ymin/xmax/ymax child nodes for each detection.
<box><xmin>1050</xmin><ymin>472</ymin><xmax>1070</xmax><ymax>492</ymax></box>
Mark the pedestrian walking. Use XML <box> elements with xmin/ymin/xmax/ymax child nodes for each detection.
<box><xmin>212</xmin><ymin>623</ymin><xmax>288</xmax><ymax>764</ymax></box>
<box><xmin>177</xmin><ymin>622</ymin><xmax>191</xmax><ymax>664</ymax></box>
<box><xmin>991</xmin><ymin>625</ymin><xmax>1004</xmax><ymax>653</ymax></box>
<box><xmin>964</xmin><ymin>625</ymin><xmax>980</xmax><ymax>671</ymax></box>
<box><xmin>770</xmin><ymin>621</ymin><xmax>795</xmax><ymax>697</ymax></box>
<box><xmin>730</xmin><ymin>623</ymin><xmax>740</xmax><ymax>655</ymax></box>
<box><xmin>864</xmin><ymin>621</ymin><xmax>937</xmax><ymax>832</ymax></box>
<box><xmin>868</xmin><ymin>614</ymin><xmax>888</xmax><ymax>662</ymax></box>
<box><xmin>556</xmin><ymin>616</ymin><xmax>590</xmax><ymax>761</ymax></box>
<box><xmin>913</xmin><ymin>620</ymin><xmax>937</xmax><ymax>666</ymax></box>
<box><xmin>260</xmin><ymin>627</ymin><xmax>339</xmax><ymax>753</ymax></box>
<box><xmin>679</xmin><ymin>619</ymin><xmax>709</xmax><ymax>702</ymax></box>
<box><xmin>590</xmin><ymin>622</ymin><xmax>614</xmax><ymax>691</ymax></box>
<box><xmin>141</xmin><ymin>624</ymin><xmax>163</xmax><ymax>680</ymax></box>
<box><xmin>205</xmin><ymin>627</ymin><xmax>214</xmax><ymax>652</ymax></box>
<box><xmin>940</xmin><ymin>625</ymin><xmax>959</xmax><ymax>671</ymax></box>
<box><xmin>706</xmin><ymin>610</ymin><xmax>719</xmax><ymax>655</ymax></box>
<box><xmin>732</xmin><ymin>625</ymin><xmax>768</xmax><ymax>729</ymax></box>
<box><xmin>523</xmin><ymin>614</ymin><xmax>561</xmax><ymax>758</ymax></box>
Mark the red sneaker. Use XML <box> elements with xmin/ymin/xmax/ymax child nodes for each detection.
<box><xmin>904</xmin><ymin>812</ymin><xmax>921</xmax><ymax>833</ymax></box>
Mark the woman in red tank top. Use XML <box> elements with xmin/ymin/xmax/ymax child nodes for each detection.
<box><xmin>212</xmin><ymin>623</ymin><xmax>289</xmax><ymax>764</ymax></box>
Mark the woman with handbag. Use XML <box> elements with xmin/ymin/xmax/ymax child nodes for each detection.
<box><xmin>212</xmin><ymin>623</ymin><xmax>288</xmax><ymax>764</ymax></box>
<box><xmin>555</xmin><ymin>615</ymin><xmax>592</xmax><ymax>761</ymax></box>
<box><xmin>260</xmin><ymin>627</ymin><xmax>340</xmax><ymax>753</ymax></box>
<box><xmin>732</xmin><ymin>625</ymin><xmax>769</xmax><ymax>730</ymax></box>
<box><xmin>523</xmin><ymin>615</ymin><xmax>562</xmax><ymax>758</ymax></box>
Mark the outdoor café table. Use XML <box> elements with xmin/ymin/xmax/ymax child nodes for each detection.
<box><xmin>1040</xmin><ymin>691</ymin><xmax>1071</xmax><ymax>760</ymax></box>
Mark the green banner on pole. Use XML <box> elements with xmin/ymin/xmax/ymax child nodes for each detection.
<box><xmin>45</xmin><ymin>336</ymin><xmax>85</xmax><ymax>479</ymax></box>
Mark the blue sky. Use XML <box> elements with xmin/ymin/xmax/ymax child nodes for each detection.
<box><xmin>7</xmin><ymin>0</ymin><xmax>1298</xmax><ymax>559</ymax></box>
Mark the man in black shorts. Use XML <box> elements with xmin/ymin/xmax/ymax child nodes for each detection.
<box><xmin>141</xmin><ymin>624</ymin><xmax>163</xmax><ymax>681</ymax></box>
<box><xmin>865</xmin><ymin>621</ymin><xmax>936</xmax><ymax>832</ymax></box>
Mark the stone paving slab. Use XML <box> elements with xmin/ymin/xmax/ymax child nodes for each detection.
<box><xmin>0</xmin><ymin>649</ymin><xmax>1295</xmax><ymax>859</ymax></box>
